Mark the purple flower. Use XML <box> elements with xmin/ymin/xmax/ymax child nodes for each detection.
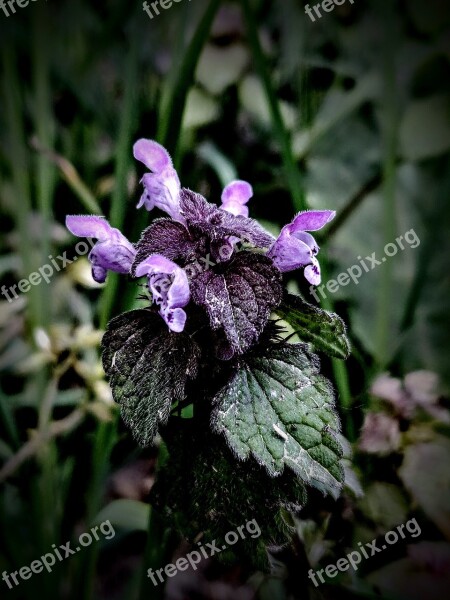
<box><xmin>220</xmin><ymin>180</ymin><xmax>253</xmax><ymax>218</ymax></box>
<box><xmin>133</xmin><ymin>139</ymin><xmax>183</xmax><ymax>222</ymax></box>
<box><xmin>135</xmin><ymin>255</ymin><xmax>190</xmax><ymax>333</ymax></box>
<box><xmin>268</xmin><ymin>210</ymin><xmax>335</xmax><ymax>285</ymax></box>
<box><xmin>66</xmin><ymin>215</ymin><xmax>136</xmax><ymax>284</ymax></box>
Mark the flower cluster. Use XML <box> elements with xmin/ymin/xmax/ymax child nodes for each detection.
<box><xmin>66</xmin><ymin>139</ymin><xmax>335</xmax><ymax>343</ymax></box>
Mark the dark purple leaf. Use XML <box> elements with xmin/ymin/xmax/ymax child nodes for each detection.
<box><xmin>191</xmin><ymin>251</ymin><xmax>282</xmax><ymax>356</ymax></box>
<box><xmin>132</xmin><ymin>218</ymin><xmax>199</xmax><ymax>274</ymax></box>
<box><xmin>179</xmin><ymin>189</ymin><xmax>275</xmax><ymax>249</ymax></box>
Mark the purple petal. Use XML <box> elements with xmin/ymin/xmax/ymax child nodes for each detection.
<box><xmin>162</xmin><ymin>307</ymin><xmax>187</xmax><ymax>333</ymax></box>
<box><xmin>66</xmin><ymin>215</ymin><xmax>136</xmax><ymax>282</ymax></box>
<box><xmin>133</xmin><ymin>139</ymin><xmax>172</xmax><ymax>173</ymax></box>
<box><xmin>220</xmin><ymin>201</ymin><xmax>249</xmax><ymax>218</ymax></box>
<box><xmin>168</xmin><ymin>268</ymin><xmax>190</xmax><ymax>308</ymax></box>
<box><xmin>290</xmin><ymin>210</ymin><xmax>336</xmax><ymax>232</ymax></box>
<box><xmin>136</xmin><ymin>188</ymin><xmax>156</xmax><ymax>211</ymax></box>
<box><xmin>135</xmin><ymin>254</ymin><xmax>190</xmax><ymax>332</ymax></box>
<box><xmin>92</xmin><ymin>265</ymin><xmax>107</xmax><ymax>284</ymax></box>
<box><xmin>135</xmin><ymin>254</ymin><xmax>178</xmax><ymax>278</ymax></box>
<box><xmin>89</xmin><ymin>241</ymin><xmax>136</xmax><ymax>276</ymax></box>
<box><xmin>268</xmin><ymin>226</ymin><xmax>313</xmax><ymax>272</ymax></box>
<box><xmin>292</xmin><ymin>231</ymin><xmax>319</xmax><ymax>255</ymax></box>
<box><xmin>221</xmin><ymin>180</ymin><xmax>253</xmax><ymax>205</ymax></box>
<box><xmin>133</xmin><ymin>139</ymin><xmax>182</xmax><ymax>221</ymax></box>
<box><xmin>304</xmin><ymin>260</ymin><xmax>321</xmax><ymax>285</ymax></box>
<box><xmin>66</xmin><ymin>215</ymin><xmax>113</xmax><ymax>241</ymax></box>
<box><xmin>140</xmin><ymin>171</ymin><xmax>182</xmax><ymax>221</ymax></box>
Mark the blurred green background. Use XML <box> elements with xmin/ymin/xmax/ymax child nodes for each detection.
<box><xmin>1</xmin><ymin>0</ymin><xmax>450</xmax><ymax>599</ymax></box>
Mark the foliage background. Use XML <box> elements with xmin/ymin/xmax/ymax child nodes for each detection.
<box><xmin>0</xmin><ymin>0</ymin><xmax>449</xmax><ymax>598</ymax></box>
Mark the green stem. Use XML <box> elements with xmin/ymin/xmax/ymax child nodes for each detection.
<box><xmin>241</xmin><ymin>0</ymin><xmax>306</xmax><ymax>211</ymax></box>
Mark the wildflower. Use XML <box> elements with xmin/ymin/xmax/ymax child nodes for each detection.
<box><xmin>133</xmin><ymin>139</ymin><xmax>183</xmax><ymax>222</ymax></box>
<box><xmin>65</xmin><ymin>215</ymin><xmax>136</xmax><ymax>283</ymax></box>
<box><xmin>67</xmin><ymin>139</ymin><xmax>336</xmax><ymax>338</ymax></box>
<box><xmin>268</xmin><ymin>210</ymin><xmax>335</xmax><ymax>285</ymax></box>
<box><xmin>135</xmin><ymin>255</ymin><xmax>190</xmax><ymax>333</ymax></box>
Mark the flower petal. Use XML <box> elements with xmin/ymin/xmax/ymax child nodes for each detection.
<box><xmin>162</xmin><ymin>307</ymin><xmax>187</xmax><ymax>333</ymax></box>
<box><xmin>134</xmin><ymin>139</ymin><xmax>182</xmax><ymax>221</ymax></box>
<box><xmin>304</xmin><ymin>260</ymin><xmax>321</xmax><ymax>285</ymax></box>
<box><xmin>220</xmin><ymin>200</ymin><xmax>249</xmax><ymax>218</ymax></box>
<box><xmin>140</xmin><ymin>171</ymin><xmax>181</xmax><ymax>221</ymax></box>
<box><xmin>268</xmin><ymin>227</ymin><xmax>313</xmax><ymax>272</ymax></box>
<box><xmin>221</xmin><ymin>180</ymin><xmax>253</xmax><ymax>205</ymax></box>
<box><xmin>89</xmin><ymin>241</ymin><xmax>136</xmax><ymax>276</ymax></box>
<box><xmin>92</xmin><ymin>265</ymin><xmax>107</xmax><ymax>284</ymax></box>
<box><xmin>135</xmin><ymin>254</ymin><xmax>178</xmax><ymax>278</ymax></box>
<box><xmin>290</xmin><ymin>210</ymin><xmax>336</xmax><ymax>232</ymax></box>
<box><xmin>66</xmin><ymin>215</ymin><xmax>113</xmax><ymax>241</ymax></box>
<box><xmin>133</xmin><ymin>139</ymin><xmax>172</xmax><ymax>173</ymax></box>
<box><xmin>292</xmin><ymin>231</ymin><xmax>319</xmax><ymax>255</ymax></box>
<box><xmin>66</xmin><ymin>215</ymin><xmax>136</xmax><ymax>283</ymax></box>
<box><xmin>168</xmin><ymin>268</ymin><xmax>190</xmax><ymax>308</ymax></box>
<box><xmin>135</xmin><ymin>254</ymin><xmax>190</xmax><ymax>332</ymax></box>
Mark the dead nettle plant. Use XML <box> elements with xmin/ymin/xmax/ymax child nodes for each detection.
<box><xmin>66</xmin><ymin>139</ymin><xmax>350</xmax><ymax>568</ymax></box>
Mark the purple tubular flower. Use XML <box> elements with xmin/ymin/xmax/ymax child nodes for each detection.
<box><xmin>220</xmin><ymin>180</ymin><xmax>253</xmax><ymax>217</ymax></box>
<box><xmin>66</xmin><ymin>215</ymin><xmax>136</xmax><ymax>284</ymax></box>
<box><xmin>135</xmin><ymin>255</ymin><xmax>190</xmax><ymax>333</ymax></box>
<box><xmin>133</xmin><ymin>139</ymin><xmax>183</xmax><ymax>222</ymax></box>
<box><xmin>268</xmin><ymin>210</ymin><xmax>335</xmax><ymax>285</ymax></box>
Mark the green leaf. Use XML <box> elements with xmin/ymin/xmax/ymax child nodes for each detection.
<box><xmin>102</xmin><ymin>310</ymin><xmax>199</xmax><ymax>447</ymax></box>
<box><xmin>276</xmin><ymin>294</ymin><xmax>350</xmax><ymax>360</ymax></box>
<box><xmin>212</xmin><ymin>341</ymin><xmax>344</xmax><ymax>499</ymax></box>
<box><xmin>151</xmin><ymin>420</ymin><xmax>307</xmax><ymax>571</ymax></box>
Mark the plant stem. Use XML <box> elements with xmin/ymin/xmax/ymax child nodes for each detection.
<box><xmin>241</xmin><ymin>0</ymin><xmax>306</xmax><ymax>212</ymax></box>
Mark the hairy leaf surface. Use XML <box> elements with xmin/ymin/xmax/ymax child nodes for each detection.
<box><xmin>132</xmin><ymin>218</ymin><xmax>198</xmax><ymax>272</ymax></box>
<box><xmin>277</xmin><ymin>294</ymin><xmax>351</xmax><ymax>359</ymax></box>
<box><xmin>212</xmin><ymin>342</ymin><xmax>344</xmax><ymax>498</ymax></box>
<box><xmin>191</xmin><ymin>251</ymin><xmax>282</xmax><ymax>356</ymax></box>
<box><xmin>180</xmin><ymin>188</ymin><xmax>275</xmax><ymax>248</ymax></box>
<box><xmin>102</xmin><ymin>310</ymin><xmax>199</xmax><ymax>446</ymax></box>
